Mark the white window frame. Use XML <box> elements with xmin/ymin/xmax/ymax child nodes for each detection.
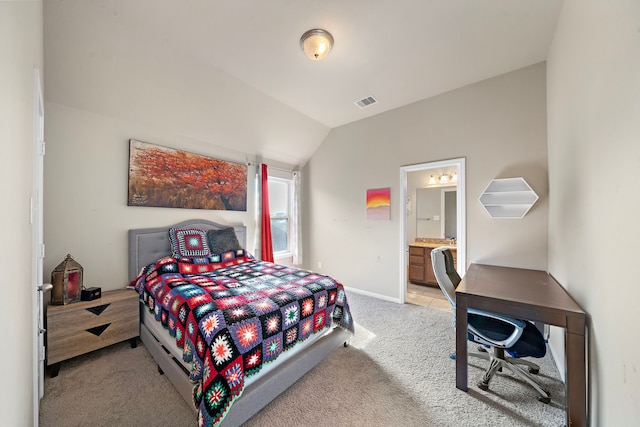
<box><xmin>268</xmin><ymin>175</ymin><xmax>294</xmax><ymax>259</ymax></box>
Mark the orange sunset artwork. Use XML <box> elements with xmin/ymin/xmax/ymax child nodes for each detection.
<box><xmin>366</xmin><ymin>188</ymin><xmax>391</xmax><ymax>220</ymax></box>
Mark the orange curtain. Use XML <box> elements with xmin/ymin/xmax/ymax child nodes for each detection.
<box><xmin>260</xmin><ymin>164</ymin><xmax>274</xmax><ymax>262</ymax></box>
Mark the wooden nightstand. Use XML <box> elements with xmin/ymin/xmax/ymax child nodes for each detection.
<box><xmin>46</xmin><ymin>288</ymin><xmax>139</xmax><ymax>377</ymax></box>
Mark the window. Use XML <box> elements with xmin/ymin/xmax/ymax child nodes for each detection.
<box><xmin>268</xmin><ymin>176</ymin><xmax>293</xmax><ymax>256</ymax></box>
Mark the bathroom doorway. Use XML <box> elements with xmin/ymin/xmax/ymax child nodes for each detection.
<box><xmin>399</xmin><ymin>158</ymin><xmax>466</xmax><ymax>304</ymax></box>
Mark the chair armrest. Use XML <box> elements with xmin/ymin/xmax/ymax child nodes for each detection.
<box><xmin>467</xmin><ymin>308</ymin><xmax>525</xmax><ymax>348</ymax></box>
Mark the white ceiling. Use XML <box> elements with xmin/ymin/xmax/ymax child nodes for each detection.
<box><xmin>43</xmin><ymin>1</ymin><xmax>564</xmax><ymax>166</ymax></box>
<box><xmin>63</xmin><ymin>0</ymin><xmax>563</xmax><ymax>129</ymax></box>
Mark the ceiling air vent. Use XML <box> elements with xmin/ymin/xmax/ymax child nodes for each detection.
<box><xmin>354</xmin><ymin>95</ymin><xmax>378</xmax><ymax>109</ymax></box>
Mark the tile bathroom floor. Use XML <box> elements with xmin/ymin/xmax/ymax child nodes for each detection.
<box><xmin>406</xmin><ymin>282</ymin><xmax>451</xmax><ymax>311</ymax></box>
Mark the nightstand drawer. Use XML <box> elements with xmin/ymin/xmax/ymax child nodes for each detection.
<box><xmin>47</xmin><ymin>316</ymin><xmax>139</xmax><ymax>364</ymax></box>
<box><xmin>47</xmin><ymin>289</ymin><xmax>139</xmax><ymax>367</ymax></box>
<box><xmin>47</xmin><ymin>296</ymin><xmax>137</xmax><ymax>332</ymax></box>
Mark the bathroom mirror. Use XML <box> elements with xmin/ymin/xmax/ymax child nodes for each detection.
<box><xmin>416</xmin><ymin>186</ymin><xmax>457</xmax><ymax>239</ymax></box>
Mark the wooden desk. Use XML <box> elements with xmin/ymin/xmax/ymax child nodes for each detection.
<box><xmin>455</xmin><ymin>263</ymin><xmax>587</xmax><ymax>426</ymax></box>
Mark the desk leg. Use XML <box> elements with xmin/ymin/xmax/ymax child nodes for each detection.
<box><xmin>566</xmin><ymin>329</ymin><xmax>587</xmax><ymax>426</ymax></box>
<box><xmin>456</xmin><ymin>295</ymin><xmax>468</xmax><ymax>391</ymax></box>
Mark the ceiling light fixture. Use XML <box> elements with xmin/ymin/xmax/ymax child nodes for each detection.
<box><xmin>300</xmin><ymin>29</ymin><xmax>334</xmax><ymax>61</ymax></box>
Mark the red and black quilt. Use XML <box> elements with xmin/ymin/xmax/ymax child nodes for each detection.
<box><xmin>133</xmin><ymin>252</ymin><xmax>354</xmax><ymax>427</ymax></box>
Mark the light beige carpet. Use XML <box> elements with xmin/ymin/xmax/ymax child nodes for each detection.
<box><xmin>39</xmin><ymin>292</ymin><xmax>566</xmax><ymax>426</ymax></box>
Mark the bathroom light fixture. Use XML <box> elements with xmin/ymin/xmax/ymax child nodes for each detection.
<box><xmin>428</xmin><ymin>175</ymin><xmax>437</xmax><ymax>185</ymax></box>
<box><xmin>300</xmin><ymin>29</ymin><xmax>334</xmax><ymax>61</ymax></box>
<box><xmin>439</xmin><ymin>174</ymin><xmax>451</xmax><ymax>184</ymax></box>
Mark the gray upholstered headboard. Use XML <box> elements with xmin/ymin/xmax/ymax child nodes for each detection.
<box><xmin>128</xmin><ymin>219</ymin><xmax>247</xmax><ymax>281</ymax></box>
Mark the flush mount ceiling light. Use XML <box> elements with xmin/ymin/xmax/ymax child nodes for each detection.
<box><xmin>300</xmin><ymin>29</ymin><xmax>334</xmax><ymax>61</ymax></box>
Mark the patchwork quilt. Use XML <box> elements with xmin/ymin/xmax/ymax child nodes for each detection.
<box><xmin>133</xmin><ymin>252</ymin><xmax>354</xmax><ymax>427</ymax></box>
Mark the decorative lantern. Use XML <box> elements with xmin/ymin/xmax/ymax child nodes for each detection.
<box><xmin>51</xmin><ymin>254</ymin><xmax>83</xmax><ymax>305</ymax></box>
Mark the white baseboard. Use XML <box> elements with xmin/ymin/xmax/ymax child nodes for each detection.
<box><xmin>343</xmin><ymin>286</ymin><xmax>402</xmax><ymax>304</ymax></box>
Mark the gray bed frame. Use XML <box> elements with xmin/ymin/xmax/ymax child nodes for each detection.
<box><xmin>129</xmin><ymin>219</ymin><xmax>350</xmax><ymax>426</ymax></box>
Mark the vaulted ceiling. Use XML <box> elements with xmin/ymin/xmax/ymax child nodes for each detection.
<box><xmin>44</xmin><ymin>0</ymin><xmax>563</xmax><ymax>165</ymax></box>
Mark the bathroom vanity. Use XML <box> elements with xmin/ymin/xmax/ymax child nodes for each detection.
<box><xmin>408</xmin><ymin>241</ymin><xmax>457</xmax><ymax>286</ymax></box>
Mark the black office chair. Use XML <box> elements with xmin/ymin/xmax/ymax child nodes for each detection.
<box><xmin>431</xmin><ymin>247</ymin><xmax>551</xmax><ymax>403</ymax></box>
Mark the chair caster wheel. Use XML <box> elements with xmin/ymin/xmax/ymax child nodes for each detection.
<box><xmin>449</xmin><ymin>352</ymin><xmax>456</xmax><ymax>360</ymax></box>
<box><xmin>477</xmin><ymin>382</ymin><xmax>489</xmax><ymax>391</ymax></box>
<box><xmin>528</xmin><ymin>367</ymin><xmax>540</xmax><ymax>374</ymax></box>
<box><xmin>538</xmin><ymin>396</ymin><xmax>551</xmax><ymax>404</ymax></box>
<box><xmin>343</xmin><ymin>341</ymin><xmax>349</xmax><ymax>347</ymax></box>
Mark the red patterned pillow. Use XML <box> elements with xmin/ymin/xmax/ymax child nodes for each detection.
<box><xmin>169</xmin><ymin>227</ymin><xmax>211</xmax><ymax>259</ymax></box>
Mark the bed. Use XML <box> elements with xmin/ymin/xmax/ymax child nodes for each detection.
<box><xmin>128</xmin><ymin>219</ymin><xmax>353</xmax><ymax>427</ymax></box>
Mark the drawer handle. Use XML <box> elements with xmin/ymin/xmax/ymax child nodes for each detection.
<box><xmin>86</xmin><ymin>323</ymin><xmax>111</xmax><ymax>337</ymax></box>
<box><xmin>86</xmin><ymin>303</ymin><xmax>110</xmax><ymax>316</ymax></box>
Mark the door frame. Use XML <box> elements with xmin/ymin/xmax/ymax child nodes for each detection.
<box><xmin>440</xmin><ymin>187</ymin><xmax>456</xmax><ymax>239</ymax></box>
<box><xmin>399</xmin><ymin>158</ymin><xmax>466</xmax><ymax>303</ymax></box>
<box><xmin>32</xmin><ymin>68</ymin><xmax>45</xmax><ymax>423</ymax></box>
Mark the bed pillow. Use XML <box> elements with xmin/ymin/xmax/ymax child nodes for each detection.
<box><xmin>207</xmin><ymin>227</ymin><xmax>242</xmax><ymax>254</ymax></box>
<box><xmin>210</xmin><ymin>249</ymin><xmax>247</xmax><ymax>263</ymax></box>
<box><xmin>169</xmin><ymin>227</ymin><xmax>211</xmax><ymax>259</ymax></box>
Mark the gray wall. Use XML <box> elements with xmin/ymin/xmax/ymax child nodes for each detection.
<box><xmin>405</xmin><ymin>169</ymin><xmax>457</xmax><ymax>243</ymax></box>
<box><xmin>416</xmin><ymin>187</ymin><xmax>446</xmax><ymax>238</ymax></box>
<box><xmin>547</xmin><ymin>0</ymin><xmax>640</xmax><ymax>424</ymax></box>
<box><xmin>6</xmin><ymin>3</ymin><xmax>639</xmax><ymax>425</ymax></box>
<box><xmin>1</xmin><ymin>2</ymin><xmax>43</xmax><ymax>425</ymax></box>
<box><xmin>44</xmin><ymin>104</ymin><xmax>261</xmax><ymax>285</ymax></box>
<box><xmin>304</xmin><ymin>63</ymin><xmax>549</xmax><ymax>300</ymax></box>
<box><xmin>41</xmin><ymin>1</ymin><xmax>330</xmax><ymax>287</ymax></box>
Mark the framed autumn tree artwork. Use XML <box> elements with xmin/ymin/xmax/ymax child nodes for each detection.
<box><xmin>128</xmin><ymin>139</ymin><xmax>247</xmax><ymax>211</ymax></box>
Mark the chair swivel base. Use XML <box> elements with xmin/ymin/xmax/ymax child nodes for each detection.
<box><xmin>477</xmin><ymin>348</ymin><xmax>551</xmax><ymax>404</ymax></box>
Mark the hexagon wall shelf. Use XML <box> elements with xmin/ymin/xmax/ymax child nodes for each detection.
<box><xmin>478</xmin><ymin>177</ymin><xmax>539</xmax><ymax>219</ymax></box>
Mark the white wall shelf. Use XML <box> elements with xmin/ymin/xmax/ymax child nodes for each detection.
<box><xmin>478</xmin><ymin>177</ymin><xmax>538</xmax><ymax>219</ymax></box>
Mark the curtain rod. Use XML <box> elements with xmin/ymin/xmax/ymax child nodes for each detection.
<box><xmin>246</xmin><ymin>162</ymin><xmax>296</xmax><ymax>171</ymax></box>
